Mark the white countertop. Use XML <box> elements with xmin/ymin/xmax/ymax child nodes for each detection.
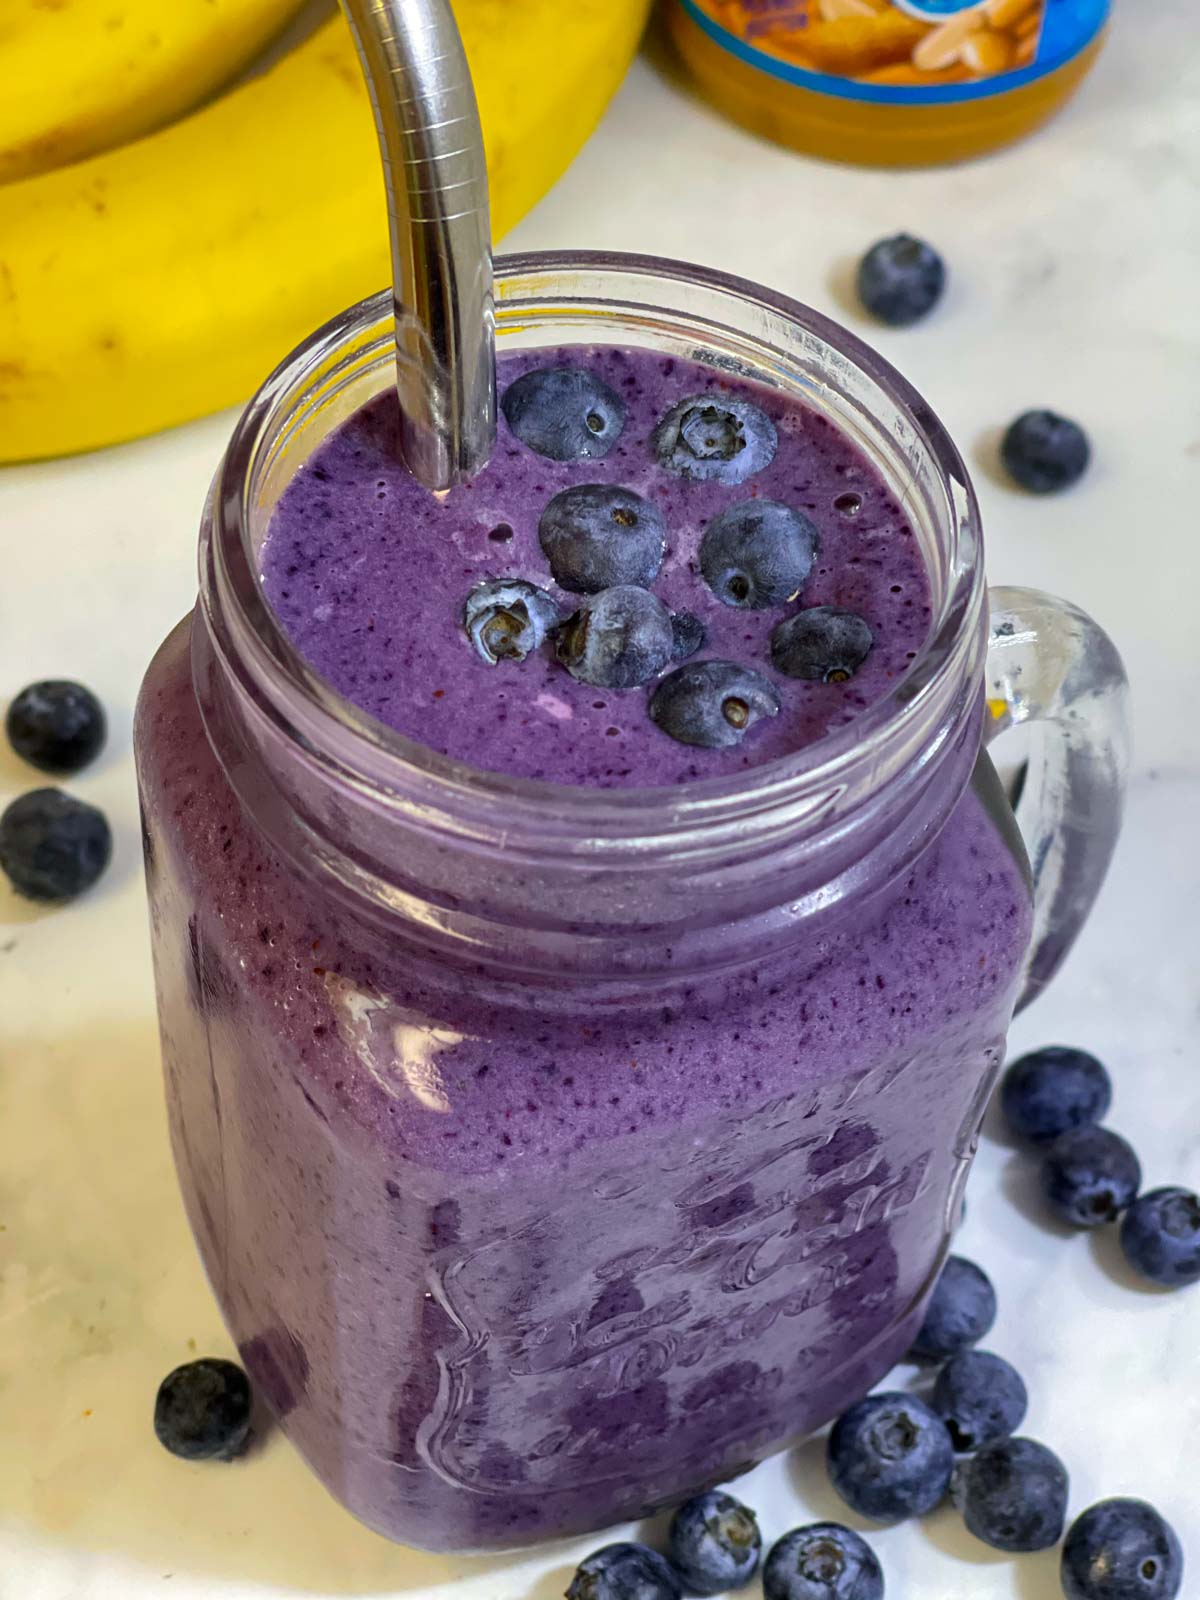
<box><xmin>2</xmin><ymin>4</ymin><xmax>1198</xmax><ymax>1597</ymax></box>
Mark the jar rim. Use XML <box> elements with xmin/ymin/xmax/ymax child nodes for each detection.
<box><xmin>204</xmin><ymin>249</ymin><xmax>984</xmax><ymax>844</ymax></box>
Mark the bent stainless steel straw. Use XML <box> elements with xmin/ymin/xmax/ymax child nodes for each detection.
<box><xmin>339</xmin><ymin>0</ymin><xmax>495</xmax><ymax>488</ymax></box>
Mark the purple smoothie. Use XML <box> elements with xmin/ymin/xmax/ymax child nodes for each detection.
<box><xmin>135</xmin><ymin>343</ymin><xmax>1032</xmax><ymax>1551</ymax></box>
<box><xmin>260</xmin><ymin>350</ymin><xmax>931</xmax><ymax>785</ymax></box>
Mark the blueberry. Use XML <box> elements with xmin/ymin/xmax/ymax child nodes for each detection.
<box><xmin>556</xmin><ymin>586</ymin><xmax>675</xmax><ymax>689</ymax></box>
<box><xmin>762</xmin><ymin>1524</ymin><xmax>884</xmax><ymax>1600</ymax></box>
<box><xmin>909</xmin><ymin>1255</ymin><xmax>997</xmax><ymax>1363</ymax></box>
<box><xmin>565</xmin><ymin>1543</ymin><xmax>683</xmax><ymax>1600</ymax></box>
<box><xmin>770</xmin><ymin>607</ymin><xmax>874</xmax><ymax>683</ymax></box>
<box><xmin>539</xmin><ymin>484</ymin><xmax>666</xmax><ymax>594</ymax></box>
<box><xmin>1001</xmin><ymin>409</ymin><xmax>1091</xmax><ymax>493</ymax></box>
<box><xmin>668</xmin><ymin>1490</ymin><xmax>761</xmax><ymax>1595</ymax></box>
<box><xmin>1062</xmin><ymin>1499</ymin><xmax>1184</xmax><ymax>1600</ymax></box>
<box><xmin>1040</xmin><ymin>1125</ymin><xmax>1141</xmax><ymax>1228</ymax></box>
<box><xmin>462</xmin><ymin>578</ymin><xmax>560</xmax><ymax>666</ymax></box>
<box><xmin>1000</xmin><ymin>1045</ymin><xmax>1113</xmax><ymax>1145</ymax></box>
<box><xmin>1120</xmin><ymin>1187</ymin><xmax>1200</xmax><ymax>1288</ymax></box>
<box><xmin>670</xmin><ymin>611</ymin><xmax>706</xmax><ymax>661</ymax></box>
<box><xmin>826</xmin><ymin>1391</ymin><xmax>954</xmax><ymax>1522</ymax></box>
<box><xmin>0</xmin><ymin>788</ymin><xmax>112</xmax><ymax>903</ymax></box>
<box><xmin>699</xmin><ymin>500</ymin><xmax>820</xmax><ymax>610</ymax></box>
<box><xmin>649</xmin><ymin>660</ymin><xmax>781</xmax><ymax>750</ymax></box>
<box><xmin>857</xmin><ymin>235</ymin><xmax>946</xmax><ymax>327</ymax></box>
<box><xmin>500</xmin><ymin>366</ymin><xmax>625</xmax><ymax>461</ymax></box>
<box><xmin>932</xmin><ymin>1350</ymin><xmax>1028</xmax><ymax>1453</ymax></box>
<box><xmin>954</xmin><ymin>1437</ymin><xmax>1069</xmax><ymax>1552</ymax></box>
<box><xmin>6</xmin><ymin>680</ymin><xmax>106</xmax><ymax>774</ymax></box>
<box><xmin>154</xmin><ymin>1357</ymin><xmax>253</xmax><ymax>1461</ymax></box>
<box><xmin>652</xmin><ymin>396</ymin><xmax>777</xmax><ymax>485</ymax></box>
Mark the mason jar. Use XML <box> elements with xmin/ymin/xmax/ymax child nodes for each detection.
<box><xmin>135</xmin><ymin>252</ymin><xmax>1128</xmax><ymax>1551</ymax></box>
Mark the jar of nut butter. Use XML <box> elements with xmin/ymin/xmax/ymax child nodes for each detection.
<box><xmin>666</xmin><ymin>0</ymin><xmax>1109</xmax><ymax>165</ymax></box>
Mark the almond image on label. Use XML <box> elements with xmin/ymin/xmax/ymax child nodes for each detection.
<box><xmin>986</xmin><ymin>0</ymin><xmax>1038</xmax><ymax>28</ymax></box>
<box><xmin>911</xmin><ymin>7</ymin><xmax>987</xmax><ymax>73</ymax></box>
<box><xmin>960</xmin><ymin>27</ymin><xmax>1014</xmax><ymax>72</ymax></box>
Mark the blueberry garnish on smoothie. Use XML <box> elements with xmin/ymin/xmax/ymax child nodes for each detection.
<box><xmin>501</xmin><ymin>366</ymin><xmax>626</xmax><ymax>462</ymax></box>
<box><xmin>538</xmin><ymin>483</ymin><xmax>666</xmax><ymax>593</ymax></box>
<box><xmin>670</xmin><ymin>610</ymin><xmax>706</xmax><ymax>661</ymax></box>
<box><xmin>699</xmin><ymin>500</ymin><xmax>820</xmax><ymax>609</ymax></box>
<box><xmin>649</xmin><ymin>659</ymin><xmax>780</xmax><ymax>749</ymax></box>
<box><xmin>555</xmin><ymin>585</ymin><xmax>675</xmax><ymax>688</ymax></box>
<box><xmin>462</xmin><ymin>578</ymin><xmax>560</xmax><ymax>666</ymax></box>
<box><xmin>771</xmin><ymin>606</ymin><xmax>874</xmax><ymax>683</ymax></box>
<box><xmin>652</xmin><ymin>394</ymin><xmax>777</xmax><ymax>484</ymax></box>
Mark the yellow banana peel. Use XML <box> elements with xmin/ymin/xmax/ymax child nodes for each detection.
<box><xmin>0</xmin><ymin>0</ymin><xmax>651</xmax><ymax>463</ymax></box>
<box><xmin>0</xmin><ymin>0</ymin><xmax>305</xmax><ymax>185</ymax></box>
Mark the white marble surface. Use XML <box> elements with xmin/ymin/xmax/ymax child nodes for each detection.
<box><xmin>2</xmin><ymin>3</ymin><xmax>1198</xmax><ymax>1596</ymax></box>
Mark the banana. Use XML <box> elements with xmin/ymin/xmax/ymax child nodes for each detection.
<box><xmin>0</xmin><ymin>0</ymin><xmax>651</xmax><ymax>463</ymax></box>
<box><xmin>0</xmin><ymin>0</ymin><xmax>305</xmax><ymax>185</ymax></box>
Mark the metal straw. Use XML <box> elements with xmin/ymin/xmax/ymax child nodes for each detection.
<box><xmin>339</xmin><ymin>0</ymin><xmax>495</xmax><ymax>488</ymax></box>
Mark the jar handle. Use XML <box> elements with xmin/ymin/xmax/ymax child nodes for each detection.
<box><xmin>985</xmin><ymin>587</ymin><xmax>1131</xmax><ymax>1013</ymax></box>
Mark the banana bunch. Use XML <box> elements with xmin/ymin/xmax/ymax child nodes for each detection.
<box><xmin>0</xmin><ymin>0</ymin><xmax>652</xmax><ymax>463</ymax></box>
<box><xmin>0</xmin><ymin>0</ymin><xmax>306</xmax><ymax>184</ymax></box>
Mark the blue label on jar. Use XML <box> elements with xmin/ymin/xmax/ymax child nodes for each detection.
<box><xmin>679</xmin><ymin>0</ymin><xmax>1110</xmax><ymax>106</ymax></box>
<box><xmin>895</xmin><ymin>1</ymin><xmax>984</xmax><ymax>15</ymax></box>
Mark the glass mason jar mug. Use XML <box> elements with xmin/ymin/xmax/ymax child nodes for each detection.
<box><xmin>135</xmin><ymin>253</ymin><xmax>1128</xmax><ymax>1552</ymax></box>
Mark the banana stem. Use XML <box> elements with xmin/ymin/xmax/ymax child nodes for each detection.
<box><xmin>338</xmin><ymin>0</ymin><xmax>495</xmax><ymax>488</ymax></box>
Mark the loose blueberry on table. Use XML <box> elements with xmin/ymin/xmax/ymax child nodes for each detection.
<box><xmin>1061</xmin><ymin>1499</ymin><xmax>1185</xmax><ymax>1600</ymax></box>
<box><xmin>668</xmin><ymin>1489</ymin><xmax>762</xmax><ymax>1595</ymax></box>
<box><xmin>0</xmin><ymin>787</ymin><xmax>112</xmax><ymax>902</ymax></box>
<box><xmin>856</xmin><ymin>234</ymin><xmax>946</xmax><ymax>327</ymax></box>
<box><xmin>954</xmin><ymin>1436</ymin><xmax>1070</xmax><ymax>1552</ymax></box>
<box><xmin>1119</xmin><ymin>1187</ymin><xmax>1200</xmax><ymax>1288</ymax></box>
<box><xmin>6</xmin><ymin>678</ymin><xmax>107</xmax><ymax>774</ymax></box>
<box><xmin>909</xmin><ymin>1254</ymin><xmax>997</xmax><ymax>1362</ymax></box>
<box><xmin>565</xmin><ymin>1542</ymin><xmax>683</xmax><ymax>1600</ymax></box>
<box><xmin>153</xmin><ymin>1357</ymin><xmax>253</xmax><ymax>1461</ymax></box>
<box><xmin>1001</xmin><ymin>1045</ymin><xmax>1113</xmax><ymax>1145</ymax></box>
<box><xmin>1001</xmin><ymin>409</ymin><xmax>1091</xmax><ymax>494</ymax></box>
<box><xmin>762</xmin><ymin>1523</ymin><xmax>884</xmax><ymax>1600</ymax></box>
<box><xmin>932</xmin><ymin>1349</ymin><xmax>1029</xmax><ymax>1453</ymax></box>
<box><xmin>826</xmin><ymin>1391</ymin><xmax>954</xmax><ymax>1521</ymax></box>
<box><xmin>1040</xmin><ymin>1125</ymin><xmax>1142</xmax><ymax>1228</ymax></box>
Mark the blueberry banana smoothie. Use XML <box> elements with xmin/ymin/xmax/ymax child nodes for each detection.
<box><xmin>136</xmin><ymin>338</ymin><xmax>1033</xmax><ymax>1550</ymax></box>
<box><xmin>260</xmin><ymin>350</ymin><xmax>929</xmax><ymax>785</ymax></box>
